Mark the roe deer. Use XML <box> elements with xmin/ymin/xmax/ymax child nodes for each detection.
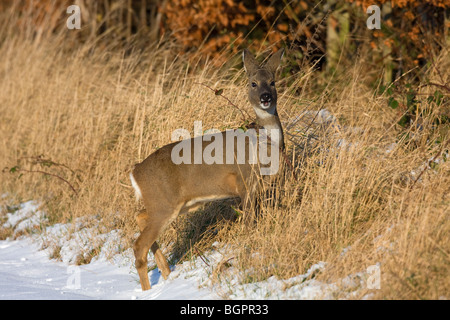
<box><xmin>130</xmin><ymin>48</ymin><xmax>285</xmax><ymax>290</ymax></box>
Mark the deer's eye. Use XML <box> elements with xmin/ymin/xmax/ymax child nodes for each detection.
<box><xmin>251</xmin><ymin>82</ymin><xmax>257</xmax><ymax>88</ymax></box>
<box><xmin>270</xmin><ymin>81</ymin><xmax>275</xmax><ymax>86</ymax></box>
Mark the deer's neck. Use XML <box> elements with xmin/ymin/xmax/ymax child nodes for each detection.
<box><xmin>253</xmin><ymin>106</ymin><xmax>285</xmax><ymax>150</ymax></box>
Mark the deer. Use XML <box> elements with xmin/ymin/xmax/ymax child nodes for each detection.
<box><xmin>129</xmin><ymin>48</ymin><xmax>285</xmax><ymax>291</ymax></box>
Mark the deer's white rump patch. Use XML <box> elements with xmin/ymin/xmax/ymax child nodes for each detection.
<box><xmin>130</xmin><ymin>171</ymin><xmax>143</xmax><ymax>201</ymax></box>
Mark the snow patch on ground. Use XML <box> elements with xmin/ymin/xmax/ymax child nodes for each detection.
<box><xmin>0</xmin><ymin>197</ymin><xmax>379</xmax><ymax>300</ymax></box>
<box><xmin>2</xmin><ymin>201</ymin><xmax>47</xmax><ymax>236</ymax></box>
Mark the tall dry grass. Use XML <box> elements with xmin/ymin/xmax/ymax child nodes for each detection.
<box><xmin>0</xmin><ymin>7</ymin><xmax>448</xmax><ymax>299</ymax></box>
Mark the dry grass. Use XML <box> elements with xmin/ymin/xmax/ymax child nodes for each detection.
<box><xmin>0</xmin><ymin>9</ymin><xmax>449</xmax><ymax>299</ymax></box>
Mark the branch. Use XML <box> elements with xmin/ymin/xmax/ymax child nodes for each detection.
<box><xmin>194</xmin><ymin>246</ymin><xmax>210</xmax><ymax>267</ymax></box>
<box><xmin>417</xmin><ymin>82</ymin><xmax>450</xmax><ymax>93</ymax></box>
<box><xmin>3</xmin><ymin>167</ymin><xmax>79</xmax><ymax>196</ymax></box>
<box><xmin>20</xmin><ymin>154</ymin><xmax>78</xmax><ymax>176</ymax></box>
<box><xmin>195</xmin><ymin>82</ymin><xmax>251</xmax><ymax>122</ymax></box>
<box><xmin>409</xmin><ymin>139</ymin><xmax>449</xmax><ymax>190</ymax></box>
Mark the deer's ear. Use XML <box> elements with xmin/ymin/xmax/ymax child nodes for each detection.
<box><xmin>242</xmin><ymin>49</ymin><xmax>259</xmax><ymax>75</ymax></box>
<box><xmin>264</xmin><ymin>48</ymin><xmax>284</xmax><ymax>75</ymax></box>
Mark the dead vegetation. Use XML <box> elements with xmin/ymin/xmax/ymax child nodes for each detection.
<box><xmin>0</xmin><ymin>6</ymin><xmax>448</xmax><ymax>299</ymax></box>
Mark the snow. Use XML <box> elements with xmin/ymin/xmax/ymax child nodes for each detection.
<box><xmin>0</xmin><ymin>201</ymin><xmax>219</xmax><ymax>300</ymax></box>
<box><xmin>0</xmin><ymin>197</ymin><xmax>380</xmax><ymax>300</ymax></box>
<box><xmin>2</xmin><ymin>201</ymin><xmax>46</xmax><ymax>236</ymax></box>
<box><xmin>0</xmin><ymin>239</ymin><xmax>131</xmax><ymax>299</ymax></box>
<box><xmin>0</xmin><ymin>234</ymin><xmax>349</xmax><ymax>300</ymax></box>
<box><xmin>0</xmin><ymin>237</ymin><xmax>219</xmax><ymax>300</ymax></box>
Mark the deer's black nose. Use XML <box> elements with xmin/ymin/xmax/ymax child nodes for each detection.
<box><xmin>260</xmin><ymin>93</ymin><xmax>272</xmax><ymax>102</ymax></box>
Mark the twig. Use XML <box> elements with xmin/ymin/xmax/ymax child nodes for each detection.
<box><xmin>20</xmin><ymin>155</ymin><xmax>78</xmax><ymax>176</ymax></box>
<box><xmin>118</xmin><ymin>181</ymin><xmax>132</xmax><ymax>188</ymax></box>
<box><xmin>194</xmin><ymin>246</ymin><xmax>210</xmax><ymax>267</ymax></box>
<box><xmin>3</xmin><ymin>167</ymin><xmax>79</xmax><ymax>196</ymax></box>
<box><xmin>195</xmin><ymin>82</ymin><xmax>251</xmax><ymax>122</ymax></box>
<box><xmin>417</xmin><ymin>82</ymin><xmax>450</xmax><ymax>93</ymax></box>
<box><xmin>22</xmin><ymin>169</ymin><xmax>78</xmax><ymax>195</ymax></box>
<box><xmin>409</xmin><ymin>138</ymin><xmax>449</xmax><ymax>190</ymax></box>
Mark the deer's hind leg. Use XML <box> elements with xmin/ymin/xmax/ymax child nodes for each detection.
<box><xmin>134</xmin><ymin>209</ymin><xmax>172</xmax><ymax>291</ymax></box>
<box><xmin>136</xmin><ymin>210</ymin><xmax>171</xmax><ymax>279</ymax></box>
